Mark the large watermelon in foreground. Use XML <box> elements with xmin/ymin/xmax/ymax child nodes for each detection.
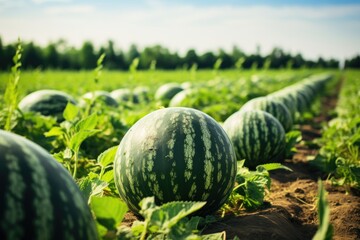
<box><xmin>0</xmin><ymin>130</ymin><xmax>97</xmax><ymax>240</ymax></box>
<box><xmin>223</xmin><ymin>110</ymin><xmax>286</xmax><ymax>169</ymax></box>
<box><xmin>18</xmin><ymin>89</ymin><xmax>76</xmax><ymax>121</ymax></box>
<box><xmin>114</xmin><ymin>107</ymin><xmax>237</xmax><ymax>216</ymax></box>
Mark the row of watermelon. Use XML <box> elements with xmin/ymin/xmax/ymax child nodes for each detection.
<box><xmin>0</xmin><ymin>73</ymin><xmax>333</xmax><ymax>239</ymax></box>
<box><xmin>224</xmin><ymin>73</ymin><xmax>333</xmax><ymax>168</ymax></box>
<box><xmin>113</xmin><ymin>73</ymin><xmax>334</xmax><ymax>216</ymax></box>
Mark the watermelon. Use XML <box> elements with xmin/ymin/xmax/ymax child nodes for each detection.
<box><xmin>113</xmin><ymin>107</ymin><xmax>237</xmax><ymax>216</ymax></box>
<box><xmin>133</xmin><ymin>86</ymin><xmax>150</xmax><ymax>104</ymax></box>
<box><xmin>80</xmin><ymin>90</ymin><xmax>118</xmax><ymax>108</ymax></box>
<box><xmin>223</xmin><ymin>110</ymin><xmax>286</xmax><ymax>169</ymax></box>
<box><xmin>18</xmin><ymin>89</ymin><xmax>76</xmax><ymax>121</ymax></box>
<box><xmin>240</xmin><ymin>96</ymin><xmax>293</xmax><ymax>132</ymax></box>
<box><xmin>0</xmin><ymin>130</ymin><xmax>97</xmax><ymax>240</ymax></box>
<box><xmin>154</xmin><ymin>83</ymin><xmax>184</xmax><ymax>106</ymax></box>
<box><xmin>110</xmin><ymin>88</ymin><xmax>132</xmax><ymax>103</ymax></box>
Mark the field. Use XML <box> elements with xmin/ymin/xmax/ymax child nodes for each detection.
<box><xmin>1</xmin><ymin>67</ymin><xmax>359</xmax><ymax>240</ymax></box>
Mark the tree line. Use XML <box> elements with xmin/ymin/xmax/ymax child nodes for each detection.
<box><xmin>0</xmin><ymin>37</ymin><xmax>358</xmax><ymax>71</ymax></box>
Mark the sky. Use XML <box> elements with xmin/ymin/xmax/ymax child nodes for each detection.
<box><xmin>0</xmin><ymin>0</ymin><xmax>359</xmax><ymax>62</ymax></box>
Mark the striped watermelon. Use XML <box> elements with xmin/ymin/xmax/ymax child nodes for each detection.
<box><xmin>240</xmin><ymin>96</ymin><xmax>293</xmax><ymax>132</ymax></box>
<box><xmin>110</xmin><ymin>88</ymin><xmax>132</xmax><ymax>103</ymax></box>
<box><xmin>80</xmin><ymin>90</ymin><xmax>118</xmax><ymax>107</ymax></box>
<box><xmin>155</xmin><ymin>83</ymin><xmax>184</xmax><ymax>106</ymax></box>
<box><xmin>114</xmin><ymin>107</ymin><xmax>237</xmax><ymax>216</ymax></box>
<box><xmin>18</xmin><ymin>89</ymin><xmax>76</xmax><ymax>121</ymax></box>
<box><xmin>223</xmin><ymin>110</ymin><xmax>286</xmax><ymax>169</ymax></box>
<box><xmin>133</xmin><ymin>86</ymin><xmax>150</xmax><ymax>104</ymax></box>
<box><xmin>0</xmin><ymin>130</ymin><xmax>97</xmax><ymax>240</ymax></box>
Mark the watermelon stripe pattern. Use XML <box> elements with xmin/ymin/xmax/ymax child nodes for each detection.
<box><xmin>268</xmin><ymin>74</ymin><xmax>333</xmax><ymax>122</ymax></box>
<box><xmin>240</xmin><ymin>96</ymin><xmax>293</xmax><ymax>132</ymax></box>
<box><xmin>223</xmin><ymin>110</ymin><xmax>286</xmax><ymax>169</ymax></box>
<box><xmin>18</xmin><ymin>89</ymin><xmax>76</xmax><ymax>121</ymax></box>
<box><xmin>0</xmin><ymin>130</ymin><xmax>97</xmax><ymax>240</ymax></box>
<box><xmin>114</xmin><ymin>107</ymin><xmax>237</xmax><ymax>216</ymax></box>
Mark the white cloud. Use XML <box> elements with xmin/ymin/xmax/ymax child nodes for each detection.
<box><xmin>43</xmin><ymin>5</ymin><xmax>95</xmax><ymax>14</ymax></box>
<box><xmin>32</xmin><ymin>0</ymin><xmax>71</xmax><ymax>4</ymax></box>
<box><xmin>0</xmin><ymin>3</ymin><xmax>359</xmax><ymax>60</ymax></box>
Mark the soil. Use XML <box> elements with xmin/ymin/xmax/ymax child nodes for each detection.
<box><xmin>123</xmin><ymin>82</ymin><xmax>360</xmax><ymax>240</ymax></box>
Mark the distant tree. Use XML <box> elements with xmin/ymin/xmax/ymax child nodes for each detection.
<box><xmin>44</xmin><ymin>43</ymin><xmax>60</xmax><ymax>69</ymax></box>
<box><xmin>22</xmin><ymin>42</ymin><xmax>44</xmax><ymax>69</ymax></box>
<box><xmin>217</xmin><ymin>49</ymin><xmax>233</xmax><ymax>69</ymax></box>
<box><xmin>1</xmin><ymin>43</ymin><xmax>16</xmax><ymax>70</ymax></box>
<box><xmin>198</xmin><ymin>51</ymin><xmax>216</xmax><ymax>69</ymax></box>
<box><xmin>101</xmin><ymin>40</ymin><xmax>127</xmax><ymax>70</ymax></box>
<box><xmin>183</xmin><ymin>49</ymin><xmax>199</xmax><ymax>68</ymax></box>
<box><xmin>126</xmin><ymin>44</ymin><xmax>141</xmax><ymax>67</ymax></box>
<box><xmin>345</xmin><ymin>55</ymin><xmax>360</xmax><ymax>68</ymax></box>
<box><xmin>80</xmin><ymin>41</ymin><xmax>97</xmax><ymax>69</ymax></box>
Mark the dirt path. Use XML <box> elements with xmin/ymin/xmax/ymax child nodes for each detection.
<box><xmin>204</xmin><ymin>83</ymin><xmax>360</xmax><ymax>240</ymax></box>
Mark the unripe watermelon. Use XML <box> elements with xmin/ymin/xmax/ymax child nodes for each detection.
<box><xmin>155</xmin><ymin>83</ymin><xmax>184</xmax><ymax>106</ymax></box>
<box><xmin>18</xmin><ymin>89</ymin><xmax>76</xmax><ymax>121</ymax></box>
<box><xmin>110</xmin><ymin>88</ymin><xmax>132</xmax><ymax>103</ymax></box>
<box><xmin>223</xmin><ymin>110</ymin><xmax>286</xmax><ymax>169</ymax></box>
<box><xmin>133</xmin><ymin>86</ymin><xmax>150</xmax><ymax>104</ymax></box>
<box><xmin>114</xmin><ymin>107</ymin><xmax>237</xmax><ymax>216</ymax></box>
<box><xmin>240</xmin><ymin>96</ymin><xmax>293</xmax><ymax>132</ymax></box>
<box><xmin>80</xmin><ymin>90</ymin><xmax>118</xmax><ymax>107</ymax></box>
<box><xmin>0</xmin><ymin>130</ymin><xmax>97</xmax><ymax>240</ymax></box>
<box><xmin>268</xmin><ymin>92</ymin><xmax>297</xmax><ymax>121</ymax></box>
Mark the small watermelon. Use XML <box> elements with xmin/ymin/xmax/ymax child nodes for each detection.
<box><xmin>110</xmin><ymin>88</ymin><xmax>132</xmax><ymax>103</ymax></box>
<box><xmin>18</xmin><ymin>89</ymin><xmax>76</xmax><ymax>121</ymax></box>
<box><xmin>154</xmin><ymin>83</ymin><xmax>184</xmax><ymax>106</ymax></box>
<box><xmin>80</xmin><ymin>90</ymin><xmax>118</xmax><ymax>108</ymax></box>
<box><xmin>223</xmin><ymin>110</ymin><xmax>286</xmax><ymax>169</ymax></box>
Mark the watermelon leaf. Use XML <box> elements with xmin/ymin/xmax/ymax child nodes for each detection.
<box><xmin>97</xmin><ymin>146</ymin><xmax>118</xmax><ymax>168</ymax></box>
<box><xmin>63</xmin><ymin>102</ymin><xmax>79</xmax><ymax>122</ymax></box>
<box><xmin>285</xmin><ymin>130</ymin><xmax>302</xmax><ymax>158</ymax></box>
<box><xmin>90</xmin><ymin>196</ymin><xmax>128</xmax><ymax>232</ymax></box>
<box><xmin>128</xmin><ymin>197</ymin><xmax>207</xmax><ymax>239</ymax></box>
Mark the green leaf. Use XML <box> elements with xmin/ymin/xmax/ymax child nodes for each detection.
<box><xmin>63</xmin><ymin>102</ymin><xmax>79</xmax><ymax>122</ymax></box>
<box><xmin>200</xmin><ymin>232</ymin><xmax>226</xmax><ymax>240</ymax></box>
<box><xmin>75</xmin><ymin>113</ymin><xmax>99</xmax><ymax>132</ymax></box>
<box><xmin>258</xmin><ymin>163</ymin><xmax>293</xmax><ymax>172</ymax></box>
<box><xmin>78</xmin><ymin>176</ymin><xmax>108</xmax><ymax>203</ymax></box>
<box><xmin>139</xmin><ymin>197</ymin><xmax>206</xmax><ymax>234</ymax></box>
<box><xmin>69</xmin><ymin>129</ymin><xmax>101</xmax><ymax>151</ymax></box>
<box><xmin>44</xmin><ymin>126</ymin><xmax>64</xmax><ymax>137</ymax></box>
<box><xmin>312</xmin><ymin>180</ymin><xmax>333</xmax><ymax>240</ymax></box>
<box><xmin>101</xmin><ymin>169</ymin><xmax>114</xmax><ymax>183</ymax></box>
<box><xmin>90</xmin><ymin>196</ymin><xmax>128</xmax><ymax>231</ymax></box>
<box><xmin>97</xmin><ymin>146</ymin><xmax>118</xmax><ymax>168</ymax></box>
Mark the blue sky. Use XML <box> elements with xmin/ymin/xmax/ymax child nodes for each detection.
<box><xmin>0</xmin><ymin>0</ymin><xmax>359</xmax><ymax>61</ymax></box>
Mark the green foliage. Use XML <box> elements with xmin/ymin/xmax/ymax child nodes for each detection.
<box><xmin>224</xmin><ymin>161</ymin><xmax>292</xmax><ymax>211</ymax></box>
<box><xmin>311</xmin><ymin>71</ymin><xmax>360</xmax><ymax>191</ymax></box>
<box><xmin>2</xmin><ymin>40</ymin><xmax>22</xmax><ymax>131</ymax></box>
<box><xmin>285</xmin><ymin>130</ymin><xmax>302</xmax><ymax>158</ymax></box>
<box><xmin>91</xmin><ymin>196</ymin><xmax>128</xmax><ymax>236</ymax></box>
<box><xmin>312</xmin><ymin>180</ymin><xmax>333</xmax><ymax>240</ymax></box>
<box><xmin>45</xmin><ymin>102</ymin><xmax>101</xmax><ymax>178</ymax></box>
<box><xmin>94</xmin><ymin>53</ymin><xmax>106</xmax><ymax>84</ymax></box>
<box><xmin>118</xmin><ymin>197</ymin><xmax>222</xmax><ymax>240</ymax></box>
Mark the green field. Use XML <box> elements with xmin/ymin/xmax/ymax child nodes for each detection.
<box><xmin>1</xmin><ymin>67</ymin><xmax>359</xmax><ymax>239</ymax></box>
